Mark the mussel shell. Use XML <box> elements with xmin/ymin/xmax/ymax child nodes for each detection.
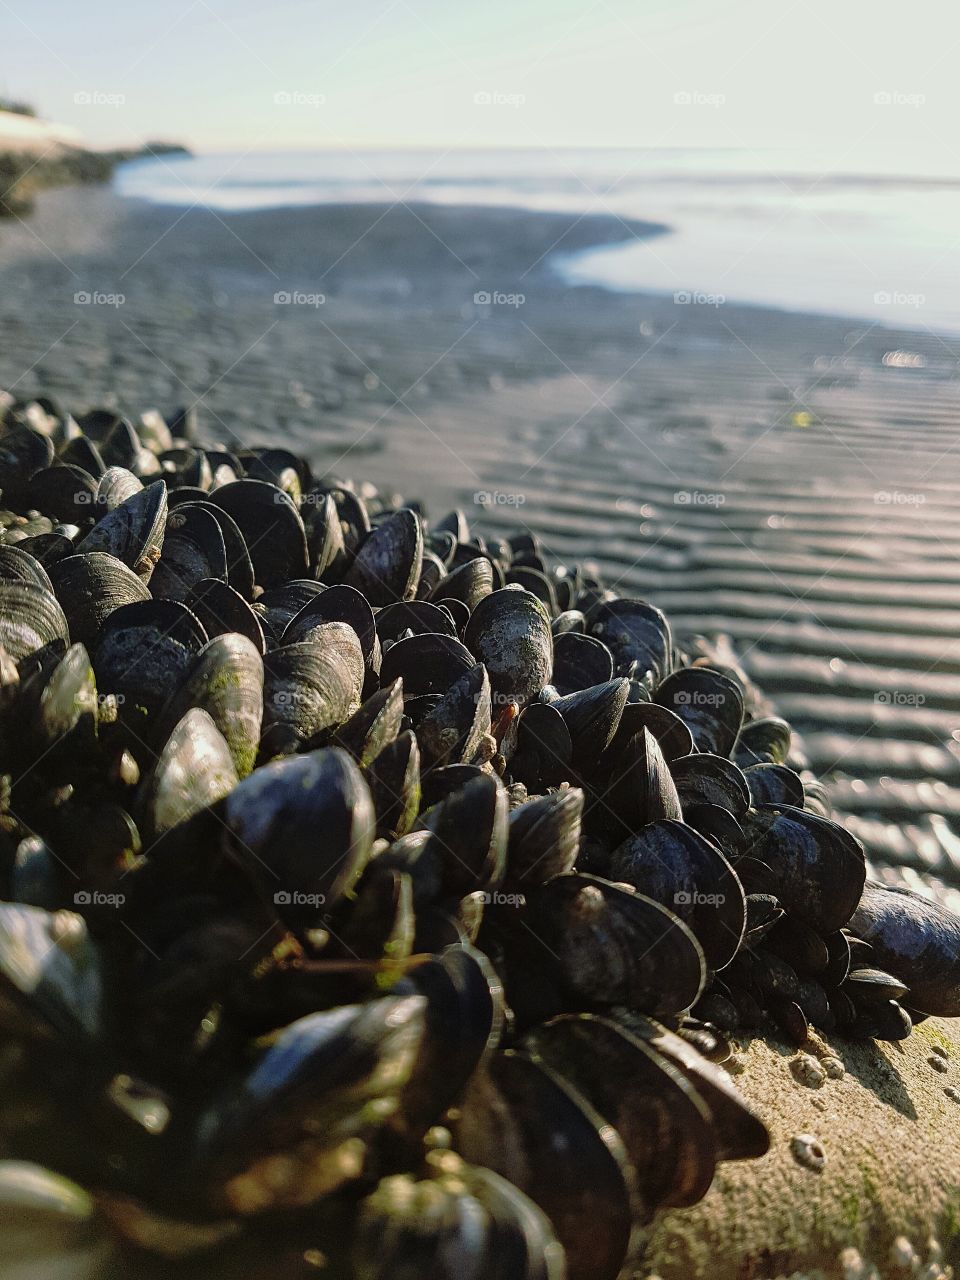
<box><xmin>77</xmin><ymin>479</ymin><xmax>167</xmax><ymax>582</ymax></box>
<box><xmin>506</xmin><ymin>788</ymin><xmax>583</xmax><ymax>888</ymax></box>
<box><xmin>0</xmin><ymin>424</ymin><xmax>54</xmax><ymax>502</ymax></box>
<box><xmin>849</xmin><ymin>880</ymin><xmax>960</xmax><ymax>1016</ymax></box>
<box><xmin>419</xmin><ymin>772</ymin><xmax>508</xmax><ymax>897</ymax></box>
<box><xmin>398</xmin><ymin>944</ymin><xmax>504</xmax><ymax>1136</ymax></box>
<box><xmin>0</xmin><ymin>582</ymin><xmax>69</xmax><ymax>663</ymax></box>
<box><xmin>744</xmin><ymin>805</ymin><xmax>865</xmax><ymax>934</ymax></box>
<box><xmin>354</xmin><ymin>1160</ymin><xmax>565</xmax><ymax>1280</ymax></box>
<box><xmin>183</xmin><ymin>578</ymin><xmax>266</xmax><ymax>655</ymax></box>
<box><xmin>744</xmin><ymin>763</ymin><xmax>805</xmax><ymax>808</ymax></box>
<box><xmin>523</xmin><ymin>873</ymin><xmax>706</xmax><ymax>1015</ymax></box>
<box><xmin>92</xmin><ymin>599</ymin><xmax>208</xmax><ymax>719</ymax></box>
<box><xmin>21</xmin><ymin>641</ymin><xmax>98</xmax><ymax>771</ymax></box>
<box><xmin>431</xmin><ymin>556</ymin><xmax>493</xmax><ymax>611</ymax></box>
<box><xmin>606</xmin><ymin>727</ymin><xmax>683</xmax><ymax>831</ymax></box>
<box><xmin>149</xmin><ymin>503</ymin><xmax>228</xmax><ymax>601</ymax></box>
<box><xmin>283</xmin><ymin>583</ymin><xmax>378</xmax><ymax>669</ymax></box>
<box><xmin>26</xmin><ymin>464</ymin><xmax>98</xmax><ymax>525</ymax></box>
<box><xmin>552</xmin><ymin>631</ymin><xmax>614</xmax><ymax>696</ymax></box>
<box><xmin>550</xmin><ymin>678</ymin><xmax>630</xmax><ymax>770</ymax></box>
<box><xmin>59</xmin><ymin>435</ymin><xmax>105</xmax><ymax>478</ymax></box>
<box><xmin>364</xmin><ymin>729</ymin><xmax>421</xmax><ymax>841</ymax></box>
<box><xmin>508</xmin><ymin>702</ymin><xmax>573</xmax><ymax>791</ymax></box>
<box><xmin>48</xmin><ymin>552</ymin><xmax>150</xmax><ymax>649</ymax></box>
<box><xmin>0</xmin><ymin>905</ymin><xmax>104</xmax><ymax>1045</ymax></box>
<box><xmin>155</xmin><ymin>632</ymin><xmax>264</xmax><ymax>779</ymax></box>
<box><xmin>456</xmin><ymin>1049</ymin><xmax>637</xmax><ymax>1280</ymax></box>
<box><xmin>334</xmin><ymin>680</ymin><xmax>404</xmax><ymax>767</ymax></box>
<box><xmin>209</xmin><ymin>480</ymin><xmax>309</xmax><ymax>589</ymax></box>
<box><xmin>375</xmin><ymin>600</ymin><xmax>458</xmax><ymax>645</ymax></box>
<box><xmin>605</xmin><ymin>820</ymin><xmax>746</xmax><ymax>971</ymax></box>
<box><xmin>464</xmin><ymin>588</ymin><xmax>553</xmax><ymax>707</ymax></box>
<box><xmin>140</xmin><ymin>708</ymin><xmax>238</xmax><ymax>839</ymax></box>
<box><xmin>95</xmin><ymin>466</ymin><xmax>142</xmax><ymax>513</ymax></box>
<box><xmin>416</xmin><ymin>663</ymin><xmax>491</xmax><ymax>770</ymax></box>
<box><xmin>344</xmin><ymin>508</ymin><xmax>423</xmax><ymax>605</ymax></box>
<box><xmin>261</xmin><ymin>629</ymin><xmax>364</xmax><ymax>755</ymax></box>
<box><xmin>588</xmin><ymin>598</ymin><xmax>671</xmax><ymax>682</ymax></box>
<box><xmin>196</xmin><ymin>993</ymin><xmax>426</xmax><ymax>1207</ymax></box>
<box><xmin>221</xmin><ymin>746</ymin><xmax>376</xmax><ymax>918</ymax></box>
<box><xmin>0</xmin><ymin>544</ymin><xmax>55</xmax><ymax>590</ymax></box>
<box><xmin>654</xmin><ymin>667</ymin><xmax>744</xmax><ymax>757</ymax></box>
<box><xmin>670</xmin><ymin>753</ymin><xmax>750</xmax><ymax>817</ymax></box>
<box><xmin>611</xmin><ymin>1010</ymin><xmax>770</xmax><ymax>1161</ymax></box>
<box><xmin>735</xmin><ymin>716</ymin><xmax>792</xmax><ymax>767</ymax></box>
<box><xmin>380</xmin><ymin>632</ymin><xmax>475</xmax><ymax>698</ymax></box>
<box><xmin>527</xmin><ymin>1012</ymin><xmax>716</xmax><ymax>1211</ymax></box>
<box><xmin>302</xmin><ymin>491</ymin><xmax>347</xmax><ymax>580</ymax></box>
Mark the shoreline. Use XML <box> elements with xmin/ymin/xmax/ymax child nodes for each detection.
<box><xmin>2</xmin><ymin>182</ymin><xmax>960</xmax><ymax>897</ymax></box>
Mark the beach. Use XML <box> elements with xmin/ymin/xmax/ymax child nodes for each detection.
<box><xmin>2</xmin><ymin>180</ymin><xmax>960</xmax><ymax>900</ymax></box>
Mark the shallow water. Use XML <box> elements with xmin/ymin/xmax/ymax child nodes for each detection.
<box><xmin>117</xmin><ymin>146</ymin><xmax>960</xmax><ymax>331</ymax></box>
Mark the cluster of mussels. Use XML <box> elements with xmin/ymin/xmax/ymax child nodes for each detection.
<box><xmin>0</xmin><ymin>394</ymin><xmax>958</xmax><ymax>1280</ymax></box>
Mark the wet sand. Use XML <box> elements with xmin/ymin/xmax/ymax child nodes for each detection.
<box><xmin>2</xmin><ymin>182</ymin><xmax>960</xmax><ymax>901</ymax></box>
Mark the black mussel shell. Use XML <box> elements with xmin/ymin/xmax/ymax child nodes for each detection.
<box><xmin>670</xmin><ymin>753</ymin><xmax>750</xmax><ymax>817</ymax></box>
<box><xmin>654</xmin><ymin>667</ymin><xmax>744</xmax><ymax>757</ymax></box>
<box><xmin>210</xmin><ymin>480</ymin><xmax>309</xmax><ymax>589</ymax></box>
<box><xmin>77</xmin><ymin>479</ymin><xmax>167</xmax><ymax>583</ymax></box>
<box><xmin>587</xmin><ymin>598</ymin><xmax>671</xmax><ymax>683</ymax></box>
<box><xmin>417</xmin><ymin>663</ymin><xmax>492</xmax><ymax>770</ymax></box>
<box><xmin>155</xmin><ymin>632</ymin><xmax>264</xmax><ymax>779</ymax></box>
<box><xmin>552</xmin><ymin>631</ymin><xmax>614</xmax><ymax>696</ymax></box>
<box><xmin>605</xmin><ymin>820</ymin><xmax>746</xmax><ymax>970</ymax></box>
<box><xmin>184</xmin><ymin>578</ymin><xmax>266</xmax><ymax>654</ymax></box>
<box><xmin>743</xmin><ymin>763</ymin><xmax>805</xmax><ymax>808</ymax></box>
<box><xmin>0</xmin><ymin>581</ymin><xmax>70</xmax><ymax>663</ymax></box>
<box><xmin>734</xmin><ymin>716</ymin><xmax>792</xmax><ymax>767</ymax></box>
<box><xmin>849</xmin><ymin>880</ymin><xmax>960</xmax><ymax>1016</ymax></box>
<box><xmin>432</xmin><ymin>556</ymin><xmax>493</xmax><ymax>612</ymax></box>
<box><xmin>375</xmin><ymin>600</ymin><xmax>458</xmax><ymax>644</ymax></box>
<box><xmin>464</xmin><ymin>588</ymin><xmax>553</xmax><ymax>708</ymax></box>
<box><xmin>140</xmin><ymin>708</ymin><xmax>238</xmax><ymax>839</ymax></box>
<box><xmin>150</xmin><ymin>503</ymin><xmax>228</xmax><ymax>602</ymax></box>
<box><xmin>221</xmin><ymin>746</ymin><xmax>375</xmax><ymax>921</ymax></box>
<box><xmin>506</xmin><ymin>788</ymin><xmax>583</xmax><ymax>888</ymax></box>
<box><xmin>93</xmin><ymin>599</ymin><xmax>208</xmax><ymax>721</ymax></box>
<box><xmin>456</xmin><ymin>1049</ymin><xmax>637</xmax><ymax>1280</ymax></box>
<box><xmin>527</xmin><ymin>1012</ymin><xmax>716</xmax><ymax>1211</ymax></box>
<box><xmin>345</xmin><ymin>508</ymin><xmax>423</xmax><ymax>606</ymax></box>
<box><xmin>418</xmin><ymin>773</ymin><xmax>508</xmax><ymax>897</ymax></box>
<box><xmin>49</xmin><ymin>551</ymin><xmax>151</xmax><ymax>650</ymax></box>
<box><xmin>380</xmin><ymin>632</ymin><xmax>475</xmax><ymax>698</ymax></box>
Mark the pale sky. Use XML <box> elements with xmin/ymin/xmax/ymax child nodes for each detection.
<box><xmin>2</xmin><ymin>0</ymin><xmax>959</xmax><ymax>158</ymax></box>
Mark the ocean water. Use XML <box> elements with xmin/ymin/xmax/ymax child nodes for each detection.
<box><xmin>116</xmin><ymin>147</ymin><xmax>960</xmax><ymax>332</ymax></box>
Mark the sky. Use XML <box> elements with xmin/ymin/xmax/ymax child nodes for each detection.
<box><xmin>1</xmin><ymin>0</ymin><xmax>959</xmax><ymax>160</ymax></box>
